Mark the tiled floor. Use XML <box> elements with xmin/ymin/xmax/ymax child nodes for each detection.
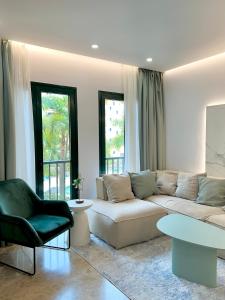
<box><xmin>0</xmin><ymin>245</ymin><xmax>129</xmax><ymax>300</ymax></box>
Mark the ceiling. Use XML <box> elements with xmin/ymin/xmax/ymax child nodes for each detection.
<box><xmin>1</xmin><ymin>0</ymin><xmax>225</xmax><ymax>71</ymax></box>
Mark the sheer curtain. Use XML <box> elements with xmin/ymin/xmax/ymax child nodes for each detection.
<box><xmin>1</xmin><ymin>40</ymin><xmax>35</xmax><ymax>189</ymax></box>
<box><xmin>138</xmin><ymin>68</ymin><xmax>166</xmax><ymax>171</ymax></box>
<box><xmin>122</xmin><ymin>65</ymin><xmax>140</xmax><ymax>172</ymax></box>
<box><xmin>0</xmin><ymin>41</ymin><xmax>4</xmax><ymax>180</ymax></box>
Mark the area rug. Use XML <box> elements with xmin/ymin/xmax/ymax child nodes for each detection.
<box><xmin>73</xmin><ymin>235</ymin><xmax>225</xmax><ymax>300</ymax></box>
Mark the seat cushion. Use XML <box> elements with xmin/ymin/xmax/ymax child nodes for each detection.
<box><xmin>27</xmin><ymin>214</ymin><xmax>70</xmax><ymax>241</ymax></box>
<box><xmin>206</xmin><ymin>214</ymin><xmax>225</xmax><ymax>229</ymax></box>
<box><xmin>146</xmin><ymin>195</ymin><xmax>224</xmax><ymax>220</ymax></box>
<box><xmin>88</xmin><ymin>198</ymin><xmax>167</xmax><ymax>249</ymax></box>
<box><xmin>90</xmin><ymin>198</ymin><xmax>165</xmax><ymax>222</ymax></box>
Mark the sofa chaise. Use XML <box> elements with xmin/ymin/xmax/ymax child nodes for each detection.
<box><xmin>88</xmin><ymin>170</ymin><xmax>225</xmax><ymax>252</ymax></box>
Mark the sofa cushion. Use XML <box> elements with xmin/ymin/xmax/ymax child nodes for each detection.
<box><xmin>175</xmin><ymin>172</ymin><xmax>206</xmax><ymax>200</ymax></box>
<box><xmin>129</xmin><ymin>170</ymin><xmax>157</xmax><ymax>199</ymax></box>
<box><xmin>156</xmin><ymin>171</ymin><xmax>177</xmax><ymax>196</ymax></box>
<box><xmin>103</xmin><ymin>174</ymin><xmax>134</xmax><ymax>203</ymax></box>
<box><xmin>196</xmin><ymin>177</ymin><xmax>225</xmax><ymax>206</ymax></box>
<box><xmin>96</xmin><ymin>177</ymin><xmax>108</xmax><ymax>200</ymax></box>
<box><xmin>28</xmin><ymin>214</ymin><xmax>70</xmax><ymax>240</ymax></box>
<box><xmin>88</xmin><ymin>198</ymin><xmax>167</xmax><ymax>249</ymax></box>
<box><xmin>89</xmin><ymin>198</ymin><xmax>166</xmax><ymax>223</ymax></box>
<box><xmin>206</xmin><ymin>214</ymin><xmax>225</xmax><ymax>229</ymax></box>
<box><xmin>146</xmin><ymin>195</ymin><xmax>224</xmax><ymax>220</ymax></box>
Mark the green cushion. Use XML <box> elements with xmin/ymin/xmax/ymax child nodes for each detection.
<box><xmin>129</xmin><ymin>170</ymin><xmax>156</xmax><ymax>199</ymax></box>
<box><xmin>27</xmin><ymin>214</ymin><xmax>70</xmax><ymax>241</ymax></box>
<box><xmin>196</xmin><ymin>177</ymin><xmax>225</xmax><ymax>206</ymax></box>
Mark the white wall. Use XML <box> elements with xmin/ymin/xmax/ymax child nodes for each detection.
<box><xmin>28</xmin><ymin>45</ymin><xmax>123</xmax><ymax>198</ymax></box>
<box><xmin>164</xmin><ymin>53</ymin><xmax>225</xmax><ymax>173</ymax></box>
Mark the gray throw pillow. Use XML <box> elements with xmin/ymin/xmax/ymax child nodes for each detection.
<box><xmin>129</xmin><ymin>170</ymin><xmax>156</xmax><ymax>199</ymax></box>
<box><xmin>196</xmin><ymin>177</ymin><xmax>225</xmax><ymax>206</ymax></box>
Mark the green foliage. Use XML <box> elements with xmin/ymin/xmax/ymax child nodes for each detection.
<box><xmin>72</xmin><ymin>177</ymin><xmax>84</xmax><ymax>189</ymax></box>
<box><xmin>42</xmin><ymin>93</ymin><xmax>124</xmax><ymax>169</ymax></box>
<box><xmin>105</xmin><ymin>118</ymin><xmax>124</xmax><ymax>157</ymax></box>
<box><xmin>42</xmin><ymin>93</ymin><xmax>69</xmax><ymax>161</ymax></box>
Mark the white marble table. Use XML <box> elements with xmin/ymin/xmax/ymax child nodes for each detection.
<box><xmin>67</xmin><ymin>199</ymin><xmax>93</xmax><ymax>247</ymax></box>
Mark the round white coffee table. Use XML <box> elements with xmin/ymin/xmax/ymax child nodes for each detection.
<box><xmin>67</xmin><ymin>199</ymin><xmax>93</xmax><ymax>247</ymax></box>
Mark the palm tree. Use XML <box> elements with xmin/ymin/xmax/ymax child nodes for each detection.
<box><xmin>42</xmin><ymin>94</ymin><xmax>70</xmax><ymax>199</ymax></box>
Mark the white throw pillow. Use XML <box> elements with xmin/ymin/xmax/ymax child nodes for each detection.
<box><xmin>156</xmin><ymin>171</ymin><xmax>178</xmax><ymax>196</ymax></box>
<box><xmin>103</xmin><ymin>174</ymin><xmax>135</xmax><ymax>203</ymax></box>
<box><xmin>175</xmin><ymin>172</ymin><xmax>206</xmax><ymax>200</ymax></box>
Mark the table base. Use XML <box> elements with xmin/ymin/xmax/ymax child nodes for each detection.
<box><xmin>71</xmin><ymin>211</ymin><xmax>90</xmax><ymax>247</ymax></box>
<box><xmin>172</xmin><ymin>238</ymin><xmax>217</xmax><ymax>288</ymax></box>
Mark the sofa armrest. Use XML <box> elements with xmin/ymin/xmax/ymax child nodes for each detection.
<box><xmin>0</xmin><ymin>214</ymin><xmax>42</xmax><ymax>247</ymax></box>
<box><xmin>96</xmin><ymin>177</ymin><xmax>108</xmax><ymax>200</ymax></box>
<box><xmin>37</xmin><ymin>200</ymin><xmax>74</xmax><ymax>226</ymax></box>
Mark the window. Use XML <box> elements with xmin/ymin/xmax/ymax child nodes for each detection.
<box><xmin>31</xmin><ymin>82</ymin><xmax>78</xmax><ymax>200</ymax></box>
<box><xmin>99</xmin><ymin>91</ymin><xmax>124</xmax><ymax>175</ymax></box>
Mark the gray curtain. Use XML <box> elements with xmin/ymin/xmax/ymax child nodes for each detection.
<box><xmin>138</xmin><ymin>68</ymin><xmax>166</xmax><ymax>171</ymax></box>
<box><xmin>0</xmin><ymin>40</ymin><xmax>6</xmax><ymax>180</ymax></box>
<box><xmin>0</xmin><ymin>40</ymin><xmax>4</xmax><ymax>246</ymax></box>
<box><xmin>0</xmin><ymin>39</ymin><xmax>15</xmax><ymax>181</ymax></box>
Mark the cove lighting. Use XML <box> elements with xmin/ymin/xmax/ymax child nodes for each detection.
<box><xmin>165</xmin><ymin>51</ymin><xmax>225</xmax><ymax>73</ymax></box>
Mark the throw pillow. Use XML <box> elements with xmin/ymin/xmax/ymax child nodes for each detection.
<box><xmin>129</xmin><ymin>170</ymin><xmax>157</xmax><ymax>199</ymax></box>
<box><xmin>175</xmin><ymin>172</ymin><xmax>206</xmax><ymax>200</ymax></box>
<box><xmin>196</xmin><ymin>177</ymin><xmax>225</xmax><ymax>206</ymax></box>
<box><xmin>103</xmin><ymin>174</ymin><xmax>134</xmax><ymax>203</ymax></box>
<box><xmin>156</xmin><ymin>171</ymin><xmax>178</xmax><ymax>196</ymax></box>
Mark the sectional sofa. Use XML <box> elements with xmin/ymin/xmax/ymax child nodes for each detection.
<box><xmin>87</xmin><ymin>170</ymin><xmax>225</xmax><ymax>253</ymax></box>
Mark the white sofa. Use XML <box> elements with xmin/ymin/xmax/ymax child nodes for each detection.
<box><xmin>88</xmin><ymin>172</ymin><xmax>225</xmax><ymax>250</ymax></box>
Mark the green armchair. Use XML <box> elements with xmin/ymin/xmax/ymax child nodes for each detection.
<box><xmin>0</xmin><ymin>178</ymin><xmax>74</xmax><ymax>275</ymax></box>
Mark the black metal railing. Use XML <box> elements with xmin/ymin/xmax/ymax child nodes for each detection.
<box><xmin>105</xmin><ymin>157</ymin><xmax>125</xmax><ymax>174</ymax></box>
<box><xmin>43</xmin><ymin>160</ymin><xmax>70</xmax><ymax>201</ymax></box>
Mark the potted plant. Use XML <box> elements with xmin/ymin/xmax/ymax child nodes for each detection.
<box><xmin>73</xmin><ymin>176</ymin><xmax>84</xmax><ymax>204</ymax></box>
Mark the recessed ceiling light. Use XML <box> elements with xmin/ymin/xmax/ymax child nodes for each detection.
<box><xmin>146</xmin><ymin>57</ymin><xmax>153</xmax><ymax>62</ymax></box>
<box><xmin>91</xmin><ymin>44</ymin><xmax>99</xmax><ymax>49</ymax></box>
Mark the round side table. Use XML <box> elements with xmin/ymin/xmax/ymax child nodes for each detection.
<box><xmin>67</xmin><ymin>199</ymin><xmax>93</xmax><ymax>247</ymax></box>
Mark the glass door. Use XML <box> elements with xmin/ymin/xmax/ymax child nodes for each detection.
<box><xmin>98</xmin><ymin>91</ymin><xmax>124</xmax><ymax>175</ymax></box>
<box><xmin>31</xmin><ymin>82</ymin><xmax>78</xmax><ymax>200</ymax></box>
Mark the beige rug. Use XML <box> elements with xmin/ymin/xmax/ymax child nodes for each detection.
<box><xmin>73</xmin><ymin>235</ymin><xmax>225</xmax><ymax>300</ymax></box>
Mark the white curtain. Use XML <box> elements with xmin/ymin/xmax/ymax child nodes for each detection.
<box><xmin>2</xmin><ymin>40</ymin><xmax>35</xmax><ymax>189</ymax></box>
<box><xmin>122</xmin><ymin>65</ymin><xmax>140</xmax><ymax>172</ymax></box>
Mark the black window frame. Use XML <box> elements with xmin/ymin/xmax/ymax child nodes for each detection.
<box><xmin>98</xmin><ymin>90</ymin><xmax>124</xmax><ymax>176</ymax></box>
<box><xmin>31</xmin><ymin>81</ymin><xmax>79</xmax><ymax>199</ymax></box>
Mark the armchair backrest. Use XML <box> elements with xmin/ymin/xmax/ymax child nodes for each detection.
<box><xmin>0</xmin><ymin>178</ymin><xmax>40</xmax><ymax>218</ymax></box>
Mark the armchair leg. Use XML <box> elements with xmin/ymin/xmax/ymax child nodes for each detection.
<box><xmin>0</xmin><ymin>247</ymin><xmax>36</xmax><ymax>276</ymax></box>
<box><xmin>43</xmin><ymin>229</ymin><xmax>71</xmax><ymax>251</ymax></box>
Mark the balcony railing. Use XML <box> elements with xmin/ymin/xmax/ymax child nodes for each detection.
<box><xmin>43</xmin><ymin>157</ymin><xmax>124</xmax><ymax>200</ymax></box>
<box><xmin>43</xmin><ymin>160</ymin><xmax>70</xmax><ymax>201</ymax></box>
<box><xmin>105</xmin><ymin>156</ymin><xmax>125</xmax><ymax>174</ymax></box>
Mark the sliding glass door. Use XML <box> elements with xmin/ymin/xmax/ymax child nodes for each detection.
<box><xmin>31</xmin><ymin>82</ymin><xmax>78</xmax><ymax>200</ymax></box>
